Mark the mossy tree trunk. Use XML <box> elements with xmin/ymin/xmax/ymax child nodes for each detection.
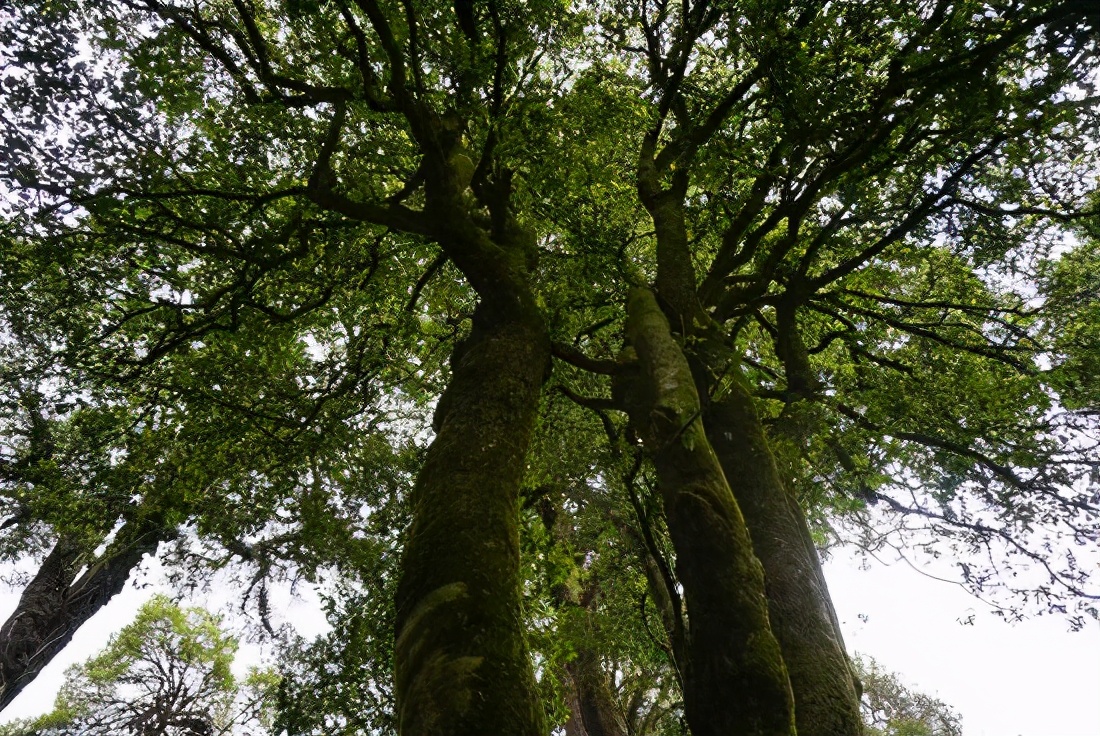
<box><xmin>704</xmin><ymin>382</ymin><xmax>864</xmax><ymax>736</ymax></box>
<box><xmin>637</xmin><ymin>126</ymin><xmax>860</xmax><ymax>731</ymax></box>
<box><xmin>286</xmin><ymin>69</ymin><xmax>552</xmax><ymax>732</ymax></box>
<box><xmin>563</xmin><ymin>648</ymin><xmax>628</xmax><ymax>736</ymax></box>
<box><xmin>393</xmin><ymin>209</ymin><xmax>549</xmax><ymax>735</ymax></box>
<box><xmin>617</xmin><ymin>287</ymin><xmax>795</xmax><ymax>736</ymax></box>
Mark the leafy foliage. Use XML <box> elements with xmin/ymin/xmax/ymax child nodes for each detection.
<box><xmin>0</xmin><ymin>596</ymin><xmax>275</xmax><ymax>736</ymax></box>
<box><xmin>855</xmin><ymin>654</ymin><xmax>963</xmax><ymax>736</ymax></box>
<box><xmin>0</xmin><ymin>0</ymin><xmax>1098</xmax><ymax>731</ymax></box>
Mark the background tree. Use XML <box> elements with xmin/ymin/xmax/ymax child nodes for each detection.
<box><xmin>855</xmin><ymin>654</ymin><xmax>963</xmax><ymax>736</ymax></box>
<box><xmin>0</xmin><ymin>596</ymin><xmax>276</xmax><ymax>736</ymax></box>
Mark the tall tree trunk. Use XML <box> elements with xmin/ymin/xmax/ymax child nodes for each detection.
<box><xmin>535</xmin><ymin>490</ymin><xmax>628</xmax><ymax>736</ymax></box>
<box><xmin>704</xmin><ymin>383</ymin><xmax>864</xmax><ymax>736</ymax></box>
<box><xmin>393</xmin><ymin>290</ymin><xmax>549</xmax><ymax>736</ymax></box>
<box><xmin>616</xmin><ymin>287</ymin><xmax>795</xmax><ymax>736</ymax></box>
<box><xmin>0</xmin><ymin>521</ymin><xmax>167</xmax><ymax>711</ymax></box>
<box><xmin>563</xmin><ymin>648</ymin><xmax>628</xmax><ymax>736</ymax></box>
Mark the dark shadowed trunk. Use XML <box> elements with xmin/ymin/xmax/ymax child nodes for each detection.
<box><xmin>563</xmin><ymin>648</ymin><xmax>628</xmax><ymax>736</ymax></box>
<box><xmin>0</xmin><ymin>521</ymin><xmax>167</xmax><ymax>711</ymax></box>
<box><xmin>616</xmin><ymin>287</ymin><xmax>795</xmax><ymax>736</ymax></box>
<box><xmin>393</xmin><ymin>285</ymin><xmax>549</xmax><ymax>736</ymax></box>
<box><xmin>704</xmin><ymin>383</ymin><xmax>863</xmax><ymax>736</ymax></box>
<box><xmin>535</xmin><ymin>491</ymin><xmax>628</xmax><ymax>736</ymax></box>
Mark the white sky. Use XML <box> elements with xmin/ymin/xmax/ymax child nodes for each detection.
<box><xmin>825</xmin><ymin>548</ymin><xmax>1100</xmax><ymax>736</ymax></box>
<box><xmin>2</xmin><ymin>546</ymin><xmax>1098</xmax><ymax>734</ymax></box>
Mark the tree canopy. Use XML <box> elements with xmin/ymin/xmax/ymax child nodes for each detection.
<box><xmin>1</xmin><ymin>1</ymin><xmax>1098</xmax><ymax>734</ymax></box>
<box><xmin>854</xmin><ymin>654</ymin><xmax>963</xmax><ymax>736</ymax></box>
<box><xmin>0</xmin><ymin>596</ymin><xmax>275</xmax><ymax>736</ymax></box>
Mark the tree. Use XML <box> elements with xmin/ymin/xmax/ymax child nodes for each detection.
<box><xmin>1</xmin><ymin>2</ymin><xmax>1098</xmax><ymax>735</ymax></box>
<box><xmin>855</xmin><ymin>654</ymin><xmax>963</xmax><ymax>736</ymax></box>
<box><xmin>0</xmin><ymin>596</ymin><xmax>275</xmax><ymax>736</ymax></box>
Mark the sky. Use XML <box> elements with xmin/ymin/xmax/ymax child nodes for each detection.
<box><xmin>825</xmin><ymin>548</ymin><xmax>1100</xmax><ymax>736</ymax></box>
<box><xmin>2</xmin><ymin>545</ymin><xmax>1098</xmax><ymax>734</ymax></box>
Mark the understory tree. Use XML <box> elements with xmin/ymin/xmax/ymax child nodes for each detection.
<box><xmin>1</xmin><ymin>1</ymin><xmax>1098</xmax><ymax>735</ymax></box>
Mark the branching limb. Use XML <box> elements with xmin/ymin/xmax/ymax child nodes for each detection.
<box><xmin>551</xmin><ymin>342</ymin><xmax>623</xmax><ymax>375</ymax></box>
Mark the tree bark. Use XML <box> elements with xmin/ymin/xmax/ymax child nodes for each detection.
<box><xmin>704</xmin><ymin>384</ymin><xmax>864</xmax><ymax>736</ymax></box>
<box><xmin>0</xmin><ymin>521</ymin><xmax>167</xmax><ymax>711</ymax></box>
<box><xmin>616</xmin><ymin>287</ymin><xmax>795</xmax><ymax>736</ymax></box>
<box><xmin>563</xmin><ymin>648</ymin><xmax>628</xmax><ymax>736</ymax></box>
<box><xmin>393</xmin><ymin>288</ymin><xmax>549</xmax><ymax>736</ymax></box>
<box><xmin>536</xmin><ymin>492</ymin><xmax>628</xmax><ymax>736</ymax></box>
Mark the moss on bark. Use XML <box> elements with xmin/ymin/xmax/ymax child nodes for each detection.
<box><xmin>704</xmin><ymin>374</ymin><xmax>863</xmax><ymax>736</ymax></box>
<box><xmin>620</xmin><ymin>287</ymin><xmax>795</xmax><ymax>736</ymax></box>
<box><xmin>394</xmin><ymin>295</ymin><xmax>549</xmax><ymax>736</ymax></box>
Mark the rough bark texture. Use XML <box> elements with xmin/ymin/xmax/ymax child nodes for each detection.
<box><xmin>637</xmin><ymin>155</ymin><xmax>700</xmax><ymax>329</ymax></box>
<box><xmin>705</xmin><ymin>384</ymin><xmax>863</xmax><ymax>736</ymax></box>
<box><xmin>618</xmin><ymin>287</ymin><xmax>795</xmax><ymax>736</ymax></box>
<box><xmin>0</xmin><ymin>522</ymin><xmax>166</xmax><ymax>711</ymax></box>
<box><xmin>393</xmin><ymin>291</ymin><xmax>549</xmax><ymax>736</ymax></box>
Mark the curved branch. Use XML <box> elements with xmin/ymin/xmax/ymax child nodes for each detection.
<box><xmin>551</xmin><ymin>342</ymin><xmax>623</xmax><ymax>375</ymax></box>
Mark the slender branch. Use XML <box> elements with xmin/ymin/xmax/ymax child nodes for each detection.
<box><xmin>551</xmin><ymin>342</ymin><xmax>623</xmax><ymax>375</ymax></box>
<box><xmin>948</xmin><ymin>196</ymin><xmax>1098</xmax><ymax>223</ymax></box>
<box><xmin>837</xmin><ymin>288</ymin><xmax>1034</xmax><ymax>318</ymax></box>
<box><xmin>228</xmin><ymin>0</ymin><xmax>351</xmax><ymax>104</ymax></box>
<box><xmin>351</xmin><ymin>0</ymin><xmax>408</xmax><ymax>99</ymax></box>
<box><xmin>823</xmin><ymin>298</ymin><xmax>1033</xmax><ymax>372</ymax></box>
<box><xmin>333</xmin><ymin>0</ymin><xmax>393</xmax><ymax>109</ymax></box>
<box><xmin>556</xmin><ymin>384</ymin><xmax>618</xmax><ymax>413</ymax></box>
<box><xmin>811</xmin><ymin>142</ymin><xmax>1003</xmax><ymax>290</ymax></box>
<box><xmin>133</xmin><ymin>0</ymin><xmax>262</xmax><ymax>102</ymax></box>
<box><xmin>306</xmin><ymin>102</ymin><xmax>433</xmax><ymax>235</ymax></box>
<box><xmin>867</xmin><ymin>490</ymin><xmax>1100</xmax><ymax>600</ymax></box>
<box><xmin>831</xmin><ymin>401</ymin><xmax>1029</xmax><ymax>491</ymax></box>
<box><xmin>404</xmin><ymin>253</ymin><xmax>447</xmax><ymax>312</ymax></box>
